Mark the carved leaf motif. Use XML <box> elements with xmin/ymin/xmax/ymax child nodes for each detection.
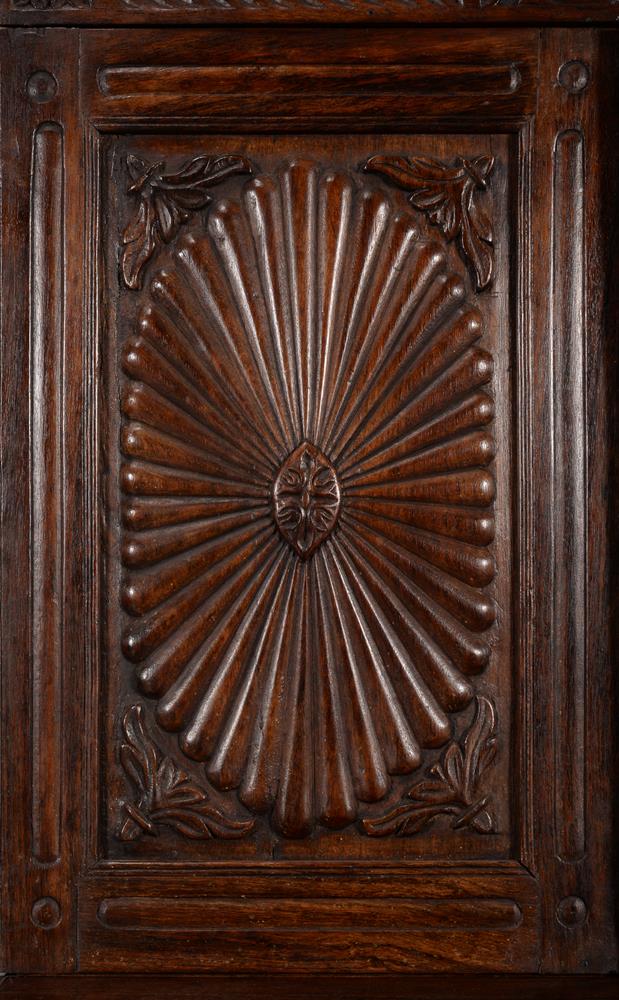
<box><xmin>362</xmin><ymin>696</ymin><xmax>498</xmax><ymax>837</ymax></box>
<box><xmin>121</xmin><ymin>153</ymin><xmax>254</xmax><ymax>291</ymax></box>
<box><xmin>118</xmin><ymin>705</ymin><xmax>254</xmax><ymax>841</ymax></box>
<box><xmin>364</xmin><ymin>153</ymin><xmax>495</xmax><ymax>291</ymax></box>
<box><xmin>274</xmin><ymin>442</ymin><xmax>341</xmax><ymax>558</ymax></box>
<box><xmin>122</xmin><ymin>197</ymin><xmax>158</xmax><ymax>295</ymax></box>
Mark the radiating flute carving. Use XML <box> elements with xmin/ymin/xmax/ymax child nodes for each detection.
<box><xmin>119</xmin><ymin>159</ymin><xmax>498</xmax><ymax>838</ymax></box>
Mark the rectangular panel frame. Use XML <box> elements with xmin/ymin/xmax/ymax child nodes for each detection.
<box><xmin>0</xmin><ymin>23</ymin><xmax>615</xmax><ymax>977</ymax></box>
<box><xmin>83</xmin><ymin>29</ymin><xmax>535</xmax><ymax>972</ymax></box>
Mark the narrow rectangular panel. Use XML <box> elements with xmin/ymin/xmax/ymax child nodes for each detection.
<box><xmin>551</xmin><ymin>128</ymin><xmax>586</xmax><ymax>864</ymax></box>
<box><xmin>78</xmin><ymin>869</ymin><xmax>539</xmax><ymax>972</ymax></box>
<box><xmin>81</xmin><ymin>27</ymin><xmax>538</xmax><ymax>122</ymax></box>
<box><xmin>97</xmin><ymin>896</ymin><xmax>523</xmax><ymax>932</ymax></box>
<box><xmin>29</xmin><ymin>122</ymin><xmax>65</xmax><ymax>865</ymax></box>
<box><xmin>97</xmin><ymin>63</ymin><xmax>521</xmax><ymax>99</ymax></box>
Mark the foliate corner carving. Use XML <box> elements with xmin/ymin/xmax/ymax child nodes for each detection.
<box><xmin>117</xmin><ymin>704</ymin><xmax>255</xmax><ymax>841</ymax></box>
<box><xmin>362</xmin><ymin>695</ymin><xmax>498</xmax><ymax>837</ymax></box>
<box><xmin>364</xmin><ymin>153</ymin><xmax>495</xmax><ymax>292</ymax></box>
<box><xmin>121</xmin><ymin>153</ymin><xmax>254</xmax><ymax>291</ymax></box>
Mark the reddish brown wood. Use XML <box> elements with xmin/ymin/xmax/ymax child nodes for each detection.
<box><xmin>2</xmin><ymin>974</ymin><xmax>619</xmax><ymax>1000</ymax></box>
<box><xmin>0</xmin><ymin>8</ymin><xmax>616</xmax><ymax>992</ymax></box>
<box><xmin>1</xmin><ymin>975</ymin><xmax>619</xmax><ymax>1000</ymax></box>
<box><xmin>1</xmin><ymin>0</ymin><xmax>619</xmax><ymax>26</ymax></box>
<box><xmin>114</xmin><ymin>151</ymin><xmax>501</xmax><ymax>844</ymax></box>
<box><xmin>0</xmin><ymin>26</ymin><xmax>83</xmax><ymax>975</ymax></box>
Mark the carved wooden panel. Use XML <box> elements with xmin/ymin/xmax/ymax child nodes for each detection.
<box><xmin>100</xmin><ymin>136</ymin><xmax>512</xmax><ymax>861</ymax></box>
<box><xmin>1</xmin><ymin>19</ymin><xmax>616</xmax><ymax>984</ymax></box>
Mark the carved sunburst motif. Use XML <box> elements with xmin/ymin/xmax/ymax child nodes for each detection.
<box><xmin>120</xmin><ymin>159</ymin><xmax>497</xmax><ymax>838</ymax></box>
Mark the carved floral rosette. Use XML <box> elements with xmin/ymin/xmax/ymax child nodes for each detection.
<box><xmin>118</xmin><ymin>156</ymin><xmax>498</xmax><ymax>839</ymax></box>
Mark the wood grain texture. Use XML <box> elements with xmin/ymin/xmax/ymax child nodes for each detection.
<box><xmin>29</xmin><ymin>122</ymin><xmax>64</xmax><ymax>866</ymax></box>
<box><xmin>2</xmin><ymin>0</ymin><xmax>619</xmax><ymax>25</ymax></box>
<box><xmin>96</xmin><ymin>895</ymin><xmax>523</xmax><ymax>931</ymax></box>
<box><xmin>78</xmin><ymin>865</ymin><xmax>539</xmax><ymax>971</ymax></box>
<box><xmin>0</xmin><ymin>16</ymin><xmax>616</xmax><ymax>985</ymax></box>
<box><xmin>2</xmin><ymin>975</ymin><xmax>619</xmax><ymax>1000</ymax></box>
<box><xmin>526</xmin><ymin>28</ymin><xmax>616</xmax><ymax>973</ymax></box>
<box><xmin>551</xmin><ymin>128</ymin><xmax>586</xmax><ymax>865</ymax></box>
<box><xmin>1</xmin><ymin>27</ymin><xmax>85</xmax><ymax>974</ymax></box>
<box><xmin>98</xmin><ymin>63</ymin><xmax>522</xmax><ymax>100</ymax></box>
<box><xmin>82</xmin><ymin>28</ymin><xmax>538</xmax><ymax>124</ymax></box>
<box><xmin>117</xmin><ymin>157</ymin><xmax>498</xmax><ymax>839</ymax></box>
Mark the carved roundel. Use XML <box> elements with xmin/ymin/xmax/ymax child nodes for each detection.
<box><xmin>120</xmin><ymin>159</ymin><xmax>497</xmax><ymax>838</ymax></box>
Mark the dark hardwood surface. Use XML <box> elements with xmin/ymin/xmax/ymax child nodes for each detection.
<box><xmin>1</xmin><ymin>0</ymin><xmax>619</xmax><ymax>27</ymax></box>
<box><xmin>0</xmin><ymin>2</ymin><xmax>616</xmax><ymax>992</ymax></box>
<box><xmin>1</xmin><ymin>976</ymin><xmax>618</xmax><ymax>1000</ymax></box>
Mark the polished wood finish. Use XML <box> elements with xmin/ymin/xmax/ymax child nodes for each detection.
<box><xmin>1</xmin><ymin>975</ymin><xmax>619</xmax><ymax>1000</ymax></box>
<box><xmin>116</xmin><ymin>150</ymin><xmax>501</xmax><ymax>844</ymax></box>
<box><xmin>2</xmin><ymin>0</ymin><xmax>619</xmax><ymax>26</ymax></box>
<box><xmin>0</xmin><ymin>2</ymin><xmax>616</xmax><ymax>991</ymax></box>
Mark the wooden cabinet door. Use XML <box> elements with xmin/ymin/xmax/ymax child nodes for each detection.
<box><xmin>0</xmin><ymin>15</ymin><xmax>616</xmax><ymax>983</ymax></box>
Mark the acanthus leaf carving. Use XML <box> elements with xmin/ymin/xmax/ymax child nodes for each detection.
<box><xmin>121</xmin><ymin>153</ymin><xmax>254</xmax><ymax>291</ymax></box>
<box><xmin>363</xmin><ymin>153</ymin><xmax>495</xmax><ymax>292</ymax></box>
<box><xmin>118</xmin><ymin>704</ymin><xmax>255</xmax><ymax>841</ymax></box>
<box><xmin>362</xmin><ymin>695</ymin><xmax>498</xmax><ymax>837</ymax></box>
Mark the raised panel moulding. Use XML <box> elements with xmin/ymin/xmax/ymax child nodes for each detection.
<box><xmin>551</xmin><ymin>129</ymin><xmax>586</xmax><ymax>864</ymax></box>
<box><xmin>30</xmin><ymin>122</ymin><xmax>65</xmax><ymax>865</ymax></box>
